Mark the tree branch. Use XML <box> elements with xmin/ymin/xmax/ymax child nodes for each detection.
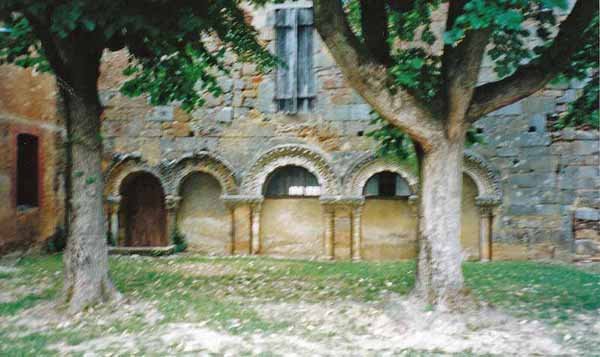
<box><xmin>466</xmin><ymin>0</ymin><xmax>598</xmax><ymax>121</ymax></box>
<box><xmin>359</xmin><ymin>0</ymin><xmax>391</xmax><ymax>65</ymax></box>
<box><xmin>314</xmin><ymin>0</ymin><xmax>444</xmax><ymax>150</ymax></box>
<box><xmin>441</xmin><ymin>0</ymin><xmax>491</xmax><ymax>139</ymax></box>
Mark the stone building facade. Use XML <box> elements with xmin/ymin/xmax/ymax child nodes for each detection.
<box><xmin>0</xmin><ymin>2</ymin><xmax>598</xmax><ymax>260</ymax></box>
<box><xmin>0</xmin><ymin>67</ymin><xmax>65</xmax><ymax>254</ymax></box>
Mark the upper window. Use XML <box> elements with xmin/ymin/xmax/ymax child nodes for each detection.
<box><xmin>274</xmin><ymin>7</ymin><xmax>315</xmax><ymax>113</ymax></box>
<box><xmin>16</xmin><ymin>134</ymin><xmax>39</xmax><ymax>209</ymax></box>
<box><xmin>363</xmin><ymin>172</ymin><xmax>411</xmax><ymax>198</ymax></box>
<box><xmin>264</xmin><ymin>165</ymin><xmax>321</xmax><ymax>197</ymax></box>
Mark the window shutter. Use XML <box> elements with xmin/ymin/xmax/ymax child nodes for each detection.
<box><xmin>395</xmin><ymin>175</ymin><xmax>411</xmax><ymax>196</ymax></box>
<box><xmin>364</xmin><ymin>176</ymin><xmax>379</xmax><ymax>196</ymax></box>
<box><xmin>275</xmin><ymin>8</ymin><xmax>298</xmax><ymax>113</ymax></box>
<box><xmin>297</xmin><ymin>8</ymin><xmax>315</xmax><ymax>103</ymax></box>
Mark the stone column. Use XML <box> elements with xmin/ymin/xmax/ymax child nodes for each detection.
<box><xmin>407</xmin><ymin>195</ymin><xmax>420</xmax><ymax>256</ymax></box>
<box><xmin>106</xmin><ymin>195</ymin><xmax>121</xmax><ymax>245</ymax></box>
<box><xmin>322</xmin><ymin>203</ymin><xmax>336</xmax><ymax>260</ymax></box>
<box><xmin>249</xmin><ymin>200</ymin><xmax>263</xmax><ymax>255</ymax></box>
<box><xmin>351</xmin><ymin>203</ymin><xmax>364</xmax><ymax>261</ymax></box>
<box><xmin>222</xmin><ymin>196</ymin><xmax>241</xmax><ymax>256</ymax></box>
<box><xmin>476</xmin><ymin>201</ymin><xmax>495</xmax><ymax>262</ymax></box>
<box><xmin>165</xmin><ymin>195</ymin><xmax>182</xmax><ymax>242</ymax></box>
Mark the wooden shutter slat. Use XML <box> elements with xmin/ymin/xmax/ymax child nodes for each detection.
<box><xmin>297</xmin><ymin>7</ymin><xmax>314</xmax><ymax>25</ymax></box>
<box><xmin>297</xmin><ymin>12</ymin><xmax>315</xmax><ymax>99</ymax></box>
<box><xmin>275</xmin><ymin>8</ymin><xmax>298</xmax><ymax>113</ymax></box>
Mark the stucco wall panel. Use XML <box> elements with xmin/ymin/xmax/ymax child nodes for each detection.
<box><xmin>177</xmin><ymin>173</ymin><xmax>230</xmax><ymax>254</ymax></box>
<box><xmin>361</xmin><ymin>200</ymin><xmax>417</xmax><ymax>260</ymax></box>
<box><xmin>261</xmin><ymin>198</ymin><xmax>323</xmax><ymax>258</ymax></box>
<box><xmin>461</xmin><ymin>174</ymin><xmax>480</xmax><ymax>260</ymax></box>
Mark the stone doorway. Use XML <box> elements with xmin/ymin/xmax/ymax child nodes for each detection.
<box><xmin>120</xmin><ymin>172</ymin><xmax>167</xmax><ymax>247</ymax></box>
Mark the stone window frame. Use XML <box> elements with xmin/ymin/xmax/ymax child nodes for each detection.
<box><xmin>241</xmin><ymin>144</ymin><xmax>340</xmax><ymax>197</ymax></box>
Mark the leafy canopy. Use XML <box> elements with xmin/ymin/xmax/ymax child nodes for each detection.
<box><xmin>0</xmin><ymin>0</ymin><xmax>276</xmax><ymax>111</ymax></box>
<box><xmin>349</xmin><ymin>0</ymin><xmax>598</xmax><ymax>158</ymax></box>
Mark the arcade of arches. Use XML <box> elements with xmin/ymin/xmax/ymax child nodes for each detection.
<box><xmin>104</xmin><ymin>148</ymin><xmax>500</xmax><ymax>261</ymax></box>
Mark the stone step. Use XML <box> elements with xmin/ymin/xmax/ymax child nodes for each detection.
<box><xmin>573</xmin><ymin>254</ymin><xmax>600</xmax><ymax>262</ymax></box>
<box><xmin>109</xmin><ymin>245</ymin><xmax>176</xmax><ymax>256</ymax></box>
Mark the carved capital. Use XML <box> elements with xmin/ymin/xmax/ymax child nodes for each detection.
<box><xmin>222</xmin><ymin>195</ymin><xmax>264</xmax><ymax>209</ymax></box>
<box><xmin>475</xmin><ymin>197</ymin><xmax>499</xmax><ymax>217</ymax></box>
<box><xmin>165</xmin><ymin>195</ymin><xmax>182</xmax><ymax>210</ymax></box>
<box><xmin>320</xmin><ymin>195</ymin><xmax>365</xmax><ymax>209</ymax></box>
<box><xmin>106</xmin><ymin>195</ymin><xmax>122</xmax><ymax>207</ymax></box>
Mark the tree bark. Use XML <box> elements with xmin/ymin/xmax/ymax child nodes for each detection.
<box><xmin>59</xmin><ymin>58</ymin><xmax>118</xmax><ymax>312</ymax></box>
<box><xmin>415</xmin><ymin>137</ymin><xmax>466</xmax><ymax>306</ymax></box>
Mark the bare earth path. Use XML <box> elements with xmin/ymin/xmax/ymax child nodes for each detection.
<box><xmin>1</xmin><ymin>254</ymin><xmax>599</xmax><ymax>356</ymax></box>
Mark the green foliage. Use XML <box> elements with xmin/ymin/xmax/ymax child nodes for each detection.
<box><xmin>553</xmin><ymin>75</ymin><xmax>600</xmax><ymax>130</ymax></box>
<box><xmin>0</xmin><ymin>0</ymin><xmax>277</xmax><ymax>112</ymax></box>
<box><xmin>106</xmin><ymin>230</ymin><xmax>115</xmax><ymax>247</ymax></box>
<box><xmin>46</xmin><ymin>226</ymin><xmax>66</xmax><ymax>253</ymax></box>
<box><xmin>553</xmin><ymin>15</ymin><xmax>599</xmax><ymax>130</ymax></box>
<box><xmin>389</xmin><ymin>48</ymin><xmax>441</xmax><ymax>103</ymax></box>
<box><xmin>171</xmin><ymin>228</ymin><xmax>187</xmax><ymax>253</ymax></box>
<box><xmin>368</xmin><ymin>112</ymin><xmax>484</xmax><ymax>168</ymax></box>
<box><xmin>444</xmin><ymin>0</ymin><xmax>568</xmax><ymax>78</ymax></box>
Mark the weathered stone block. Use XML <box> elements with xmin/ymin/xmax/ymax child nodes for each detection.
<box><xmin>575</xmin><ymin>208</ymin><xmax>599</xmax><ymax>221</ymax></box>
<box><xmin>557</xmin><ymin>89</ymin><xmax>577</xmax><ymax>104</ymax></box>
<box><xmin>146</xmin><ymin>106</ymin><xmax>174</xmax><ymax>122</ymax></box>
<box><xmin>216</xmin><ymin>107</ymin><xmax>234</xmax><ymax>123</ymax></box>
<box><xmin>490</xmin><ymin>101</ymin><xmax>523</xmax><ymax>116</ymax></box>
<box><xmin>350</xmin><ymin>104</ymin><xmax>372</xmax><ymax>121</ymax></box>
<box><xmin>574</xmin><ymin>239</ymin><xmax>599</xmax><ymax>255</ymax></box>
<box><xmin>522</xmin><ymin>96</ymin><xmax>556</xmax><ymax>114</ymax></box>
<box><xmin>528</xmin><ymin>114</ymin><xmax>546</xmax><ymax>133</ymax></box>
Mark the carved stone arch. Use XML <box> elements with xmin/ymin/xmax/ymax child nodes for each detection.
<box><xmin>241</xmin><ymin>144</ymin><xmax>340</xmax><ymax>196</ymax></box>
<box><xmin>168</xmin><ymin>151</ymin><xmax>238</xmax><ymax>196</ymax></box>
<box><xmin>104</xmin><ymin>153</ymin><xmax>166</xmax><ymax>198</ymax></box>
<box><xmin>344</xmin><ymin>155</ymin><xmax>419</xmax><ymax>196</ymax></box>
<box><xmin>463</xmin><ymin>150</ymin><xmax>502</xmax><ymax>205</ymax></box>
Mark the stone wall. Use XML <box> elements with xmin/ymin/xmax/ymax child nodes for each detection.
<box><xmin>0</xmin><ymin>66</ymin><xmax>65</xmax><ymax>253</ymax></box>
<box><xmin>97</xmin><ymin>3</ymin><xmax>597</xmax><ymax>261</ymax></box>
<box><xmin>472</xmin><ymin>84</ymin><xmax>599</xmax><ymax>260</ymax></box>
<box><xmin>0</xmin><ymin>1</ymin><xmax>597</xmax><ymax>260</ymax></box>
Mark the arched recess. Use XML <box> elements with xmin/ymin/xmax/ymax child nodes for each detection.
<box><xmin>169</xmin><ymin>152</ymin><xmax>238</xmax><ymax>197</ymax></box>
<box><xmin>344</xmin><ymin>157</ymin><xmax>419</xmax><ymax>260</ymax></box>
<box><xmin>463</xmin><ymin>150</ymin><xmax>503</xmax><ymax>204</ymax></box>
<box><xmin>461</xmin><ymin>173</ymin><xmax>480</xmax><ymax>260</ymax></box>
<box><xmin>177</xmin><ymin>172</ymin><xmax>231</xmax><ymax>254</ymax></box>
<box><xmin>241</xmin><ymin>144</ymin><xmax>340</xmax><ymax>196</ymax></box>
<box><xmin>261</xmin><ymin>165</ymin><xmax>323</xmax><ymax>258</ymax></box>
<box><xmin>119</xmin><ymin>171</ymin><xmax>168</xmax><ymax>247</ymax></box>
<box><xmin>461</xmin><ymin>151</ymin><xmax>503</xmax><ymax>261</ymax></box>
<box><xmin>104</xmin><ymin>154</ymin><xmax>165</xmax><ymax>198</ymax></box>
<box><xmin>344</xmin><ymin>156</ymin><xmax>418</xmax><ymax>196</ymax></box>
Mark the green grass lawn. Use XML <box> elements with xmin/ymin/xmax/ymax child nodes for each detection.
<box><xmin>1</xmin><ymin>254</ymin><xmax>599</xmax><ymax>356</ymax></box>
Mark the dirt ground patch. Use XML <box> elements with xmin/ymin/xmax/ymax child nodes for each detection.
<box><xmin>45</xmin><ymin>295</ymin><xmax>595</xmax><ymax>356</ymax></box>
<box><xmin>2</xmin><ymin>255</ymin><xmax>599</xmax><ymax>356</ymax></box>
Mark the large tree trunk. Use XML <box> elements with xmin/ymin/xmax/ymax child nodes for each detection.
<box><xmin>415</xmin><ymin>137</ymin><xmax>467</xmax><ymax>306</ymax></box>
<box><xmin>60</xmin><ymin>61</ymin><xmax>117</xmax><ymax>312</ymax></box>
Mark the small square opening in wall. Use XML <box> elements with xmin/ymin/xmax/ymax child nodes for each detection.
<box><xmin>476</xmin><ymin>128</ymin><xmax>484</xmax><ymax>134</ymax></box>
<box><xmin>357</xmin><ymin>130</ymin><xmax>364</xmax><ymax>137</ymax></box>
<box><xmin>528</xmin><ymin>126</ymin><xmax>537</xmax><ymax>132</ymax></box>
